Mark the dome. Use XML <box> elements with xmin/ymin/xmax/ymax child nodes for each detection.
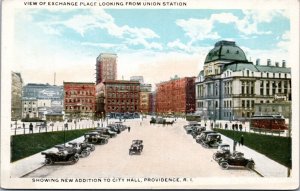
<box><xmin>204</xmin><ymin>41</ymin><xmax>248</xmax><ymax>64</ymax></box>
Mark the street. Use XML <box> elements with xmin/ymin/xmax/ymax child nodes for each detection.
<box><xmin>24</xmin><ymin>118</ymin><xmax>257</xmax><ymax>178</ymax></box>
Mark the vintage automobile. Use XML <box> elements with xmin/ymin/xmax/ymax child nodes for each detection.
<box><xmin>218</xmin><ymin>153</ymin><xmax>255</xmax><ymax>170</ymax></box>
<box><xmin>191</xmin><ymin>126</ymin><xmax>206</xmax><ymax>138</ymax></box>
<box><xmin>195</xmin><ymin>130</ymin><xmax>216</xmax><ymax>143</ymax></box>
<box><xmin>201</xmin><ymin>133</ymin><xmax>222</xmax><ymax>148</ymax></box>
<box><xmin>41</xmin><ymin>148</ymin><xmax>79</xmax><ymax>165</ymax></box>
<box><xmin>129</xmin><ymin>140</ymin><xmax>144</xmax><ymax>155</ymax></box>
<box><xmin>95</xmin><ymin>127</ymin><xmax>117</xmax><ymax>138</ymax></box>
<box><xmin>67</xmin><ymin>142</ymin><xmax>91</xmax><ymax>157</ymax></box>
<box><xmin>213</xmin><ymin>144</ymin><xmax>231</xmax><ymax>161</ymax></box>
<box><xmin>84</xmin><ymin>132</ymin><xmax>109</xmax><ymax>144</ymax></box>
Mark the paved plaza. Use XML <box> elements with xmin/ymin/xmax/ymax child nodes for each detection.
<box><xmin>24</xmin><ymin>118</ymin><xmax>258</xmax><ymax>178</ymax></box>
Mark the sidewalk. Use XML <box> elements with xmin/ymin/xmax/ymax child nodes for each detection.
<box><xmin>10</xmin><ymin>136</ymin><xmax>85</xmax><ymax>178</ymax></box>
<box><xmin>219</xmin><ymin>135</ymin><xmax>289</xmax><ymax>177</ymax></box>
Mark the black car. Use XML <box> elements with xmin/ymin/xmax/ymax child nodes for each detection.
<box><xmin>84</xmin><ymin>132</ymin><xmax>109</xmax><ymax>144</ymax></box>
<box><xmin>129</xmin><ymin>140</ymin><xmax>144</xmax><ymax>155</ymax></box>
<box><xmin>41</xmin><ymin>148</ymin><xmax>79</xmax><ymax>165</ymax></box>
<box><xmin>218</xmin><ymin>153</ymin><xmax>255</xmax><ymax>170</ymax></box>
<box><xmin>195</xmin><ymin>130</ymin><xmax>216</xmax><ymax>143</ymax></box>
<box><xmin>201</xmin><ymin>133</ymin><xmax>222</xmax><ymax>148</ymax></box>
<box><xmin>95</xmin><ymin>127</ymin><xmax>117</xmax><ymax>138</ymax></box>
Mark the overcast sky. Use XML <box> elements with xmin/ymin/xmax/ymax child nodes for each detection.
<box><xmin>13</xmin><ymin>8</ymin><xmax>290</xmax><ymax>87</ymax></box>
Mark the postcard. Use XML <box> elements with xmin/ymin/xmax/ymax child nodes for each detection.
<box><xmin>1</xmin><ymin>0</ymin><xmax>299</xmax><ymax>189</ymax></box>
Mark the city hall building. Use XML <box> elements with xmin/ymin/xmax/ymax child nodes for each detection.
<box><xmin>195</xmin><ymin>40</ymin><xmax>291</xmax><ymax>121</ymax></box>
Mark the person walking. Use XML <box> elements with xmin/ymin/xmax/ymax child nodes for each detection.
<box><xmin>128</xmin><ymin>126</ymin><xmax>131</xmax><ymax>132</ymax></box>
<box><xmin>29</xmin><ymin>123</ymin><xmax>33</xmax><ymax>133</ymax></box>
<box><xmin>240</xmin><ymin>135</ymin><xmax>244</xmax><ymax>146</ymax></box>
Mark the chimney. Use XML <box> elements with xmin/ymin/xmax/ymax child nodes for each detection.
<box><xmin>267</xmin><ymin>59</ymin><xmax>271</xmax><ymax>66</ymax></box>
<box><xmin>282</xmin><ymin>60</ymin><xmax>286</xmax><ymax>68</ymax></box>
<box><xmin>275</xmin><ymin>62</ymin><xmax>279</xmax><ymax>67</ymax></box>
<box><xmin>256</xmin><ymin>58</ymin><xmax>260</xmax><ymax>66</ymax></box>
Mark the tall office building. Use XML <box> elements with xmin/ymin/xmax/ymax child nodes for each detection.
<box><xmin>96</xmin><ymin>53</ymin><xmax>117</xmax><ymax>84</ymax></box>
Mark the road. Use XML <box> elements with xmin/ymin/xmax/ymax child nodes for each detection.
<box><xmin>24</xmin><ymin>118</ymin><xmax>257</xmax><ymax>178</ymax></box>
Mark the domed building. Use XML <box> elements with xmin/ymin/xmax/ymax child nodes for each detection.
<box><xmin>195</xmin><ymin>40</ymin><xmax>291</xmax><ymax>121</ymax></box>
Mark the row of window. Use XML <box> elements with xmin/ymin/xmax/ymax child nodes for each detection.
<box><xmin>107</xmin><ymin>99</ymin><xmax>138</xmax><ymax>104</ymax></box>
<box><xmin>65</xmin><ymin>99</ymin><xmax>94</xmax><ymax>103</ymax></box>
<box><xmin>65</xmin><ymin>90</ymin><xmax>94</xmax><ymax>96</ymax></box>
<box><xmin>107</xmin><ymin>106</ymin><xmax>138</xmax><ymax>111</ymax></box>
<box><xmin>65</xmin><ymin>106</ymin><xmax>94</xmax><ymax>111</ymax></box>
<box><xmin>107</xmin><ymin>85</ymin><xmax>140</xmax><ymax>91</ymax></box>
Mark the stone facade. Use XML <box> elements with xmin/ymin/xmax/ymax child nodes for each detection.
<box><xmin>11</xmin><ymin>72</ymin><xmax>23</xmax><ymax>120</ymax></box>
<box><xmin>195</xmin><ymin>40</ymin><xmax>292</xmax><ymax>121</ymax></box>
<box><xmin>22</xmin><ymin>83</ymin><xmax>64</xmax><ymax>119</ymax></box>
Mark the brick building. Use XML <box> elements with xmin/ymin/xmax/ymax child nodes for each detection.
<box><xmin>156</xmin><ymin>77</ymin><xmax>196</xmax><ymax>115</ymax></box>
<box><xmin>96</xmin><ymin>80</ymin><xmax>140</xmax><ymax>114</ymax></box>
<box><xmin>63</xmin><ymin>82</ymin><xmax>96</xmax><ymax>118</ymax></box>
<box><xmin>139</xmin><ymin>83</ymin><xmax>152</xmax><ymax>114</ymax></box>
<box><xmin>96</xmin><ymin>53</ymin><xmax>117</xmax><ymax>84</ymax></box>
<box><xmin>149</xmin><ymin>91</ymin><xmax>156</xmax><ymax>114</ymax></box>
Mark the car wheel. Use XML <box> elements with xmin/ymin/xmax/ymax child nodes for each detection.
<box><xmin>246</xmin><ymin>161</ymin><xmax>255</xmax><ymax>169</ymax></box>
<box><xmin>220</xmin><ymin>162</ymin><xmax>229</xmax><ymax>170</ymax></box>
<box><xmin>80</xmin><ymin>150</ymin><xmax>89</xmax><ymax>158</ymax></box>
<box><xmin>90</xmin><ymin>145</ymin><xmax>95</xmax><ymax>151</ymax></box>
<box><xmin>45</xmin><ymin>158</ymin><xmax>53</xmax><ymax>165</ymax></box>
<box><xmin>213</xmin><ymin>153</ymin><xmax>218</xmax><ymax>161</ymax></box>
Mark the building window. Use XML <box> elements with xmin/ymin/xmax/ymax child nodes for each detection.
<box><xmin>266</xmin><ymin>81</ymin><xmax>270</xmax><ymax>95</ymax></box>
<box><xmin>251</xmin><ymin>100</ymin><xmax>254</xmax><ymax>108</ymax></box>
<box><xmin>242</xmin><ymin>100</ymin><xmax>245</xmax><ymax>108</ymax></box>
<box><xmin>215</xmin><ymin>101</ymin><xmax>218</xmax><ymax>108</ymax></box>
<box><xmin>246</xmin><ymin>100</ymin><xmax>250</xmax><ymax>108</ymax></box>
<box><xmin>241</xmin><ymin>81</ymin><xmax>245</xmax><ymax>94</ymax></box>
<box><xmin>260</xmin><ymin>81</ymin><xmax>264</xmax><ymax>95</ymax></box>
<box><xmin>272</xmin><ymin>82</ymin><xmax>276</xmax><ymax>95</ymax></box>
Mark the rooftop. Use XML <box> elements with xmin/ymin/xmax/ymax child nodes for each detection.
<box><xmin>204</xmin><ymin>40</ymin><xmax>248</xmax><ymax>64</ymax></box>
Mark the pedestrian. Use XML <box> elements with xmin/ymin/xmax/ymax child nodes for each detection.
<box><xmin>97</xmin><ymin>122</ymin><xmax>100</xmax><ymax>128</ymax></box>
<box><xmin>29</xmin><ymin>123</ymin><xmax>33</xmax><ymax>133</ymax></box>
<box><xmin>233</xmin><ymin>141</ymin><xmax>237</xmax><ymax>151</ymax></box>
<box><xmin>65</xmin><ymin>122</ymin><xmax>68</xmax><ymax>130</ymax></box>
<box><xmin>22</xmin><ymin>123</ymin><xmax>25</xmax><ymax>129</ymax></box>
<box><xmin>240</xmin><ymin>135</ymin><xmax>244</xmax><ymax>146</ymax></box>
<box><xmin>140</xmin><ymin>121</ymin><xmax>142</xmax><ymax>126</ymax></box>
<box><xmin>128</xmin><ymin>126</ymin><xmax>131</xmax><ymax>132</ymax></box>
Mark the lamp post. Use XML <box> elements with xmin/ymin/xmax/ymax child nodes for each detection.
<box><xmin>64</xmin><ymin>122</ymin><xmax>68</xmax><ymax>147</ymax></box>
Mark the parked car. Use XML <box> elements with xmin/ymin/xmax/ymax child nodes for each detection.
<box><xmin>213</xmin><ymin>144</ymin><xmax>231</xmax><ymax>161</ymax></box>
<box><xmin>67</xmin><ymin>142</ymin><xmax>91</xmax><ymax>158</ymax></box>
<box><xmin>191</xmin><ymin>126</ymin><xmax>206</xmax><ymax>138</ymax></box>
<box><xmin>95</xmin><ymin>127</ymin><xmax>117</xmax><ymax>138</ymax></box>
<box><xmin>41</xmin><ymin>148</ymin><xmax>79</xmax><ymax>165</ymax></box>
<box><xmin>201</xmin><ymin>133</ymin><xmax>222</xmax><ymax>148</ymax></box>
<box><xmin>129</xmin><ymin>140</ymin><xmax>144</xmax><ymax>155</ymax></box>
<box><xmin>195</xmin><ymin>130</ymin><xmax>216</xmax><ymax>143</ymax></box>
<box><xmin>218</xmin><ymin>153</ymin><xmax>255</xmax><ymax>170</ymax></box>
<box><xmin>84</xmin><ymin>132</ymin><xmax>109</xmax><ymax>144</ymax></box>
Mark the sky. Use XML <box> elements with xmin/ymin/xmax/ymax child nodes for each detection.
<box><xmin>13</xmin><ymin>8</ymin><xmax>290</xmax><ymax>87</ymax></box>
